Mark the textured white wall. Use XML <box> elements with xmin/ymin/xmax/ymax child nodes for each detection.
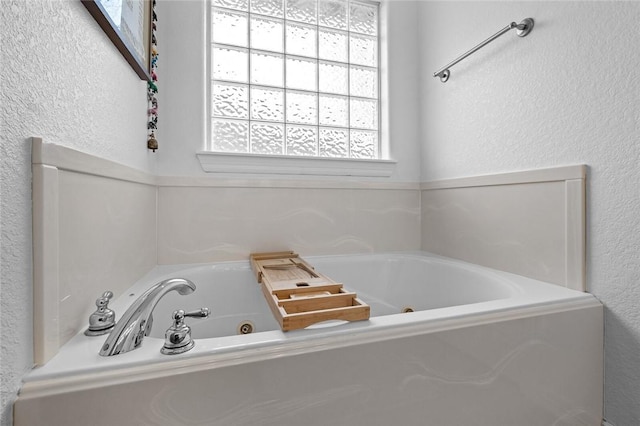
<box><xmin>418</xmin><ymin>2</ymin><xmax>640</xmax><ymax>425</ymax></box>
<box><xmin>4</xmin><ymin>0</ymin><xmax>638</xmax><ymax>424</ymax></box>
<box><xmin>155</xmin><ymin>0</ymin><xmax>422</xmax><ymax>181</ymax></box>
<box><xmin>0</xmin><ymin>0</ymin><xmax>154</xmax><ymax>423</ymax></box>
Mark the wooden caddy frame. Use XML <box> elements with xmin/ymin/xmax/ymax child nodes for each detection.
<box><xmin>250</xmin><ymin>251</ymin><xmax>370</xmax><ymax>331</ymax></box>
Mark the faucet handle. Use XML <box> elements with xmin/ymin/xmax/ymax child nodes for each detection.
<box><xmin>84</xmin><ymin>291</ymin><xmax>116</xmax><ymax>336</ymax></box>
<box><xmin>183</xmin><ymin>308</ymin><xmax>210</xmax><ymax>319</ymax></box>
<box><xmin>160</xmin><ymin>308</ymin><xmax>210</xmax><ymax>355</ymax></box>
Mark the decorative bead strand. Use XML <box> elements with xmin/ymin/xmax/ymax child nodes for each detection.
<box><xmin>147</xmin><ymin>0</ymin><xmax>159</xmax><ymax>151</ymax></box>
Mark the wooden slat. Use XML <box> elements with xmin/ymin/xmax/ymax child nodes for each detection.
<box><xmin>272</xmin><ymin>284</ymin><xmax>343</xmax><ymax>299</ymax></box>
<box><xmin>251</xmin><ymin>251</ymin><xmax>298</xmax><ymax>260</ymax></box>
<box><xmin>279</xmin><ymin>292</ymin><xmax>358</xmax><ymax>314</ymax></box>
<box><xmin>268</xmin><ymin>278</ymin><xmax>342</xmax><ymax>292</ymax></box>
<box><xmin>281</xmin><ymin>304</ymin><xmax>370</xmax><ymax>331</ymax></box>
<box><xmin>260</xmin><ymin>283</ymin><xmax>285</xmax><ymax>328</ymax></box>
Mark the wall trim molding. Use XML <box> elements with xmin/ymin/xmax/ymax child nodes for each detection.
<box><xmin>33</xmin><ymin>140</ymin><xmax>585</xmax><ymax>194</ymax></box>
<box><xmin>32</xmin><ymin>138</ymin><xmax>156</xmax><ymax>186</ymax></box>
<box><xmin>196</xmin><ymin>151</ymin><xmax>397</xmax><ymax>177</ymax></box>
<box><xmin>32</xmin><ymin>162</ymin><xmax>60</xmax><ymax>365</ymax></box>
<box><xmin>32</xmin><ymin>139</ymin><xmax>414</xmax><ymax>190</ymax></box>
<box><xmin>156</xmin><ymin>175</ymin><xmax>419</xmax><ymax>190</ymax></box>
<box><xmin>565</xmin><ymin>178</ymin><xmax>586</xmax><ymax>290</ymax></box>
<box><xmin>420</xmin><ymin>165</ymin><xmax>586</xmax><ymax>190</ymax></box>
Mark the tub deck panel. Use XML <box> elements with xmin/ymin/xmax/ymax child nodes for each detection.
<box><xmin>14</xmin><ymin>303</ymin><xmax>603</xmax><ymax>426</ymax></box>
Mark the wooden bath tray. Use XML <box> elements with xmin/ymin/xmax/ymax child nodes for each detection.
<box><xmin>250</xmin><ymin>251</ymin><xmax>370</xmax><ymax>331</ymax></box>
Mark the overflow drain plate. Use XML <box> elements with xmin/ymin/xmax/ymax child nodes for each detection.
<box><xmin>237</xmin><ymin>320</ymin><xmax>255</xmax><ymax>335</ymax></box>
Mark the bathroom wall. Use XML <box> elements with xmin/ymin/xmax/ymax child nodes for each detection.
<box><xmin>4</xmin><ymin>1</ymin><xmax>637</xmax><ymax>425</ymax></box>
<box><xmin>155</xmin><ymin>0</ymin><xmax>422</xmax><ymax>181</ymax></box>
<box><xmin>417</xmin><ymin>2</ymin><xmax>640</xmax><ymax>425</ymax></box>
<box><xmin>1</xmin><ymin>0</ymin><xmax>154</xmax><ymax>423</ymax></box>
<box><xmin>152</xmin><ymin>1</ymin><xmax>424</xmax><ymax>262</ymax></box>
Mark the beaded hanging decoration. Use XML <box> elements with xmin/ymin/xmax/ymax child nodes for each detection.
<box><xmin>147</xmin><ymin>0</ymin><xmax>159</xmax><ymax>151</ymax></box>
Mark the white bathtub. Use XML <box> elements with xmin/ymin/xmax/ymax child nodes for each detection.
<box><xmin>16</xmin><ymin>252</ymin><xmax>603</xmax><ymax>425</ymax></box>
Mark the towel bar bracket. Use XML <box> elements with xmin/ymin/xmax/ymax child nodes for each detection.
<box><xmin>516</xmin><ymin>18</ymin><xmax>534</xmax><ymax>37</ymax></box>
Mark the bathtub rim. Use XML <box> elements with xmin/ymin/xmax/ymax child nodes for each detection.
<box><xmin>19</xmin><ymin>297</ymin><xmax>601</xmax><ymax>402</ymax></box>
<box><xmin>20</xmin><ymin>251</ymin><xmax>600</xmax><ymax>399</ymax></box>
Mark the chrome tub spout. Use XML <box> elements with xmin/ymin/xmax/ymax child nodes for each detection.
<box><xmin>99</xmin><ymin>278</ymin><xmax>196</xmax><ymax>356</ymax></box>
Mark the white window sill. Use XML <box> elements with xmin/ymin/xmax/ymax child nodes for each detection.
<box><xmin>196</xmin><ymin>152</ymin><xmax>396</xmax><ymax>177</ymax></box>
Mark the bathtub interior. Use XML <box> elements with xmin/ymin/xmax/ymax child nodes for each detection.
<box><xmin>145</xmin><ymin>253</ymin><xmax>518</xmax><ymax>340</ymax></box>
<box><xmin>313</xmin><ymin>255</ymin><xmax>517</xmax><ymax>313</ymax></box>
<box><xmin>147</xmin><ymin>267</ymin><xmax>281</xmax><ymax>339</ymax></box>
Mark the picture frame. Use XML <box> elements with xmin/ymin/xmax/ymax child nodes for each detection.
<box><xmin>82</xmin><ymin>0</ymin><xmax>153</xmax><ymax>81</ymax></box>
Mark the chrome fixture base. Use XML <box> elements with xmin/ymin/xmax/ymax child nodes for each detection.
<box><xmin>84</xmin><ymin>325</ymin><xmax>114</xmax><ymax>337</ymax></box>
<box><xmin>84</xmin><ymin>291</ymin><xmax>116</xmax><ymax>336</ymax></box>
<box><xmin>516</xmin><ymin>18</ymin><xmax>534</xmax><ymax>37</ymax></box>
<box><xmin>439</xmin><ymin>69</ymin><xmax>450</xmax><ymax>83</ymax></box>
<box><xmin>160</xmin><ymin>340</ymin><xmax>195</xmax><ymax>355</ymax></box>
<box><xmin>161</xmin><ymin>308</ymin><xmax>210</xmax><ymax>355</ymax></box>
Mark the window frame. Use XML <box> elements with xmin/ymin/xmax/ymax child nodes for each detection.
<box><xmin>200</xmin><ymin>0</ymin><xmax>394</xmax><ymax>176</ymax></box>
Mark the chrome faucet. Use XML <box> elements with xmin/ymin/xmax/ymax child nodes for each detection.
<box><xmin>99</xmin><ymin>278</ymin><xmax>196</xmax><ymax>356</ymax></box>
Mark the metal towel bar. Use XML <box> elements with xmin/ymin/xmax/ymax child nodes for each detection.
<box><xmin>433</xmin><ymin>18</ymin><xmax>534</xmax><ymax>83</ymax></box>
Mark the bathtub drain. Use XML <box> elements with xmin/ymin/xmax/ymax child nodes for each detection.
<box><xmin>237</xmin><ymin>321</ymin><xmax>254</xmax><ymax>335</ymax></box>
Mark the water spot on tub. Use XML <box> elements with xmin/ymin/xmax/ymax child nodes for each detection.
<box><xmin>129</xmin><ymin>293</ymin><xmax>135</xmax><ymax>297</ymax></box>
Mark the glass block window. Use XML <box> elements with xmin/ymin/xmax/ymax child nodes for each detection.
<box><xmin>210</xmin><ymin>0</ymin><xmax>380</xmax><ymax>159</ymax></box>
